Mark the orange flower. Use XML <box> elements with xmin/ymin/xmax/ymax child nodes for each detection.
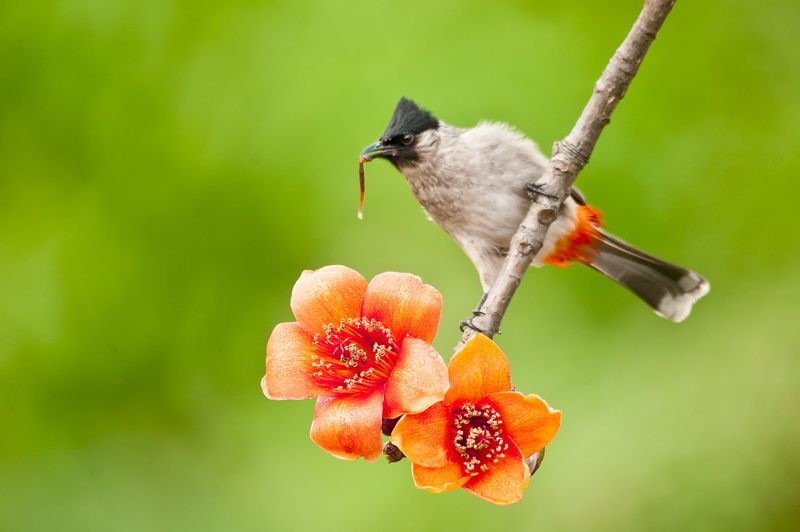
<box><xmin>262</xmin><ymin>265</ymin><xmax>448</xmax><ymax>462</ymax></box>
<box><xmin>390</xmin><ymin>334</ymin><xmax>562</xmax><ymax>505</ymax></box>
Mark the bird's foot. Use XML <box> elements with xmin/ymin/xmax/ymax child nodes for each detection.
<box><xmin>459</xmin><ymin>311</ymin><xmax>491</xmax><ymax>335</ymax></box>
<box><xmin>525</xmin><ymin>181</ymin><xmax>558</xmax><ymax>200</ymax></box>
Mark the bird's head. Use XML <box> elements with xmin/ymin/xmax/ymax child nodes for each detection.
<box><xmin>360</xmin><ymin>97</ymin><xmax>439</xmax><ymax>168</ymax></box>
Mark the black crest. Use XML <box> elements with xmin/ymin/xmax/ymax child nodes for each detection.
<box><xmin>382</xmin><ymin>97</ymin><xmax>439</xmax><ymax>140</ymax></box>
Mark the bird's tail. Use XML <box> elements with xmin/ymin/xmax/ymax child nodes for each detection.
<box><xmin>586</xmin><ymin>231</ymin><xmax>709</xmax><ymax>322</ymax></box>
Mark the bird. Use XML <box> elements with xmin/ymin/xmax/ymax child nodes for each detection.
<box><xmin>359</xmin><ymin>97</ymin><xmax>709</xmax><ymax>322</ymax></box>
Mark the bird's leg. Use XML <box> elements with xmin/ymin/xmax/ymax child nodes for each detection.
<box><xmin>472</xmin><ymin>291</ymin><xmax>488</xmax><ymax>315</ymax></box>
<box><xmin>459</xmin><ymin>292</ymin><xmax>488</xmax><ymax>333</ymax></box>
<box><xmin>525</xmin><ymin>181</ymin><xmax>558</xmax><ymax>200</ymax></box>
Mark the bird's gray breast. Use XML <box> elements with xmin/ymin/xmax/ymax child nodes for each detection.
<box><xmin>402</xmin><ymin>140</ymin><xmax>531</xmax><ymax>249</ymax></box>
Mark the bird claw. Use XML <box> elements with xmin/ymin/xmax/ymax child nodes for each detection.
<box><xmin>460</xmin><ymin>292</ymin><xmax>494</xmax><ymax>334</ymax></box>
<box><xmin>525</xmin><ymin>181</ymin><xmax>558</xmax><ymax>200</ymax></box>
<box><xmin>459</xmin><ymin>313</ymin><xmax>490</xmax><ymax>335</ymax></box>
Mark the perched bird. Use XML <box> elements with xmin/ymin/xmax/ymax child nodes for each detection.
<box><xmin>360</xmin><ymin>97</ymin><xmax>709</xmax><ymax>322</ymax></box>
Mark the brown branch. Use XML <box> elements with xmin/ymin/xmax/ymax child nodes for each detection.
<box><xmin>459</xmin><ymin>0</ymin><xmax>677</xmax><ymax>346</ymax></box>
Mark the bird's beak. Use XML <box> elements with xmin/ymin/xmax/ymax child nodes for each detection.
<box><xmin>360</xmin><ymin>141</ymin><xmax>397</xmax><ymax>162</ymax></box>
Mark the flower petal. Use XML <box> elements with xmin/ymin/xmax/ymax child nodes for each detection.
<box><xmin>361</xmin><ymin>272</ymin><xmax>441</xmax><ymax>343</ymax></box>
<box><xmin>411</xmin><ymin>461</ymin><xmax>470</xmax><ymax>494</ymax></box>
<box><xmin>263</xmin><ymin>322</ymin><xmax>329</xmax><ymax>399</ymax></box>
<box><xmin>383</xmin><ymin>337</ymin><xmax>449</xmax><ymax>419</ymax></box>
<box><xmin>489</xmin><ymin>391</ymin><xmax>562</xmax><ymax>458</ymax></box>
<box><xmin>461</xmin><ymin>440</ymin><xmax>530</xmax><ymax>505</ymax></box>
<box><xmin>291</xmin><ymin>265</ymin><xmax>368</xmax><ymax>335</ymax></box>
<box><xmin>310</xmin><ymin>387</ymin><xmax>384</xmax><ymax>462</ymax></box>
<box><xmin>445</xmin><ymin>333</ymin><xmax>512</xmax><ymax>405</ymax></box>
<box><xmin>390</xmin><ymin>401</ymin><xmax>451</xmax><ymax>468</ymax></box>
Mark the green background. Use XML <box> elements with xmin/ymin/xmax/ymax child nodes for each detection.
<box><xmin>2</xmin><ymin>0</ymin><xmax>798</xmax><ymax>530</ymax></box>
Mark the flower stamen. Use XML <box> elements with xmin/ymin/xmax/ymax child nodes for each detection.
<box><xmin>310</xmin><ymin>317</ymin><xmax>399</xmax><ymax>394</ymax></box>
<box><xmin>450</xmin><ymin>402</ymin><xmax>506</xmax><ymax>476</ymax></box>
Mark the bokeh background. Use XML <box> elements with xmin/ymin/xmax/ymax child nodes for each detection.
<box><xmin>2</xmin><ymin>0</ymin><xmax>799</xmax><ymax>530</ymax></box>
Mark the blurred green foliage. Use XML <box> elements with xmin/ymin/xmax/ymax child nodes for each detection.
<box><xmin>2</xmin><ymin>0</ymin><xmax>799</xmax><ymax>530</ymax></box>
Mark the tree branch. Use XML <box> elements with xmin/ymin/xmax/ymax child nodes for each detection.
<box><xmin>459</xmin><ymin>0</ymin><xmax>677</xmax><ymax>346</ymax></box>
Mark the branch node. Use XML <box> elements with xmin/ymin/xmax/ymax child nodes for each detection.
<box><xmin>555</xmin><ymin>140</ymin><xmax>591</xmax><ymax>168</ymax></box>
<box><xmin>517</xmin><ymin>241</ymin><xmax>534</xmax><ymax>255</ymax></box>
<box><xmin>537</xmin><ymin>208</ymin><xmax>557</xmax><ymax>225</ymax></box>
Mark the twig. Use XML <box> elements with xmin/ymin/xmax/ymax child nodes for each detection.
<box><xmin>459</xmin><ymin>0</ymin><xmax>677</xmax><ymax>346</ymax></box>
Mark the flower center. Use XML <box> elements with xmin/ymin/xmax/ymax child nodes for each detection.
<box><xmin>451</xmin><ymin>402</ymin><xmax>508</xmax><ymax>476</ymax></box>
<box><xmin>310</xmin><ymin>317</ymin><xmax>400</xmax><ymax>394</ymax></box>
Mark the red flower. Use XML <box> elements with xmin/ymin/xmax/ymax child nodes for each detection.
<box><xmin>262</xmin><ymin>265</ymin><xmax>448</xmax><ymax>462</ymax></box>
<box><xmin>390</xmin><ymin>333</ymin><xmax>562</xmax><ymax>505</ymax></box>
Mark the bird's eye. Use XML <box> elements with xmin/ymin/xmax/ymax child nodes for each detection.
<box><xmin>401</xmin><ymin>134</ymin><xmax>414</xmax><ymax>145</ymax></box>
